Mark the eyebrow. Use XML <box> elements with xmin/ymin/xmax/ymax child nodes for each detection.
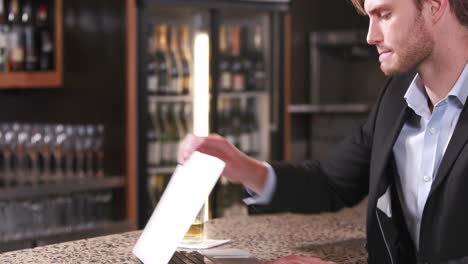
<box><xmin>366</xmin><ymin>4</ymin><xmax>392</xmax><ymax>15</ymax></box>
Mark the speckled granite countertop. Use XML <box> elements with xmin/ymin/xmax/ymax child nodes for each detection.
<box><xmin>0</xmin><ymin>203</ymin><xmax>367</xmax><ymax>263</ymax></box>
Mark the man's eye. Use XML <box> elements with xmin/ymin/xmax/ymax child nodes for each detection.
<box><xmin>380</xmin><ymin>12</ymin><xmax>392</xmax><ymax>19</ymax></box>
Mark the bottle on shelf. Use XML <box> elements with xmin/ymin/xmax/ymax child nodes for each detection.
<box><xmin>146</xmin><ymin>30</ymin><xmax>158</xmax><ymax>94</ymax></box>
<box><xmin>230</xmin><ymin>26</ymin><xmax>246</xmax><ymax>92</ymax></box>
<box><xmin>245</xmin><ymin>25</ymin><xmax>266</xmax><ymax>91</ymax></box>
<box><xmin>36</xmin><ymin>4</ymin><xmax>53</xmax><ymax>71</ymax></box>
<box><xmin>22</xmin><ymin>0</ymin><xmax>36</xmax><ymax>71</ymax></box>
<box><xmin>183</xmin><ymin>101</ymin><xmax>193</xmax><ymax>134</ymax></box>
<box><xmin>219</xmin><ymin>98</ymin><xmax>235</xmax><ymax>146</ymax></box>
<box><xmin>173</xmin><ymin>102</ymin><xmax>186</xmax><ymax>143</ymax></box>
<box><xmin>159</xmin><ymin>103</ymin><xmax>176</xmax><ymax>165</ymax></box>
<box><xmin>229</xmin><ymin>98</ymin><xmax>242</xmax><ymax>149</ymax></box>
<box><xmin>246</xmin><ymin>97</ymin><xmax>260</xmax><ymax>156</ymax></box>
<box><xmin>239</xmin><ymin>100</ymin><xmax>252</xmax><ymax>155</ymax></box>
<box><xmin>7</xmin><ymin>0</ymin><xmax>24</xmax><ymax>71</ymax></box>
<box><xmin>147</xmin><ymin>101</ymin><xmax>161</xmax><ymax>166</ymax></box>
<box><xmin>153</xmin><ymin>24</ymin><xmax>170</xmax><ymax>95</ymax></box>
<box><xmin>179</xmin><ymin>25</ymin><xmax>192</xmax><ymax>95</ymax></box>
<box><xmin>168</xmin><ymin>25</ymin><xmax>183</xmax><ymax>95</ymax></box>
<box><xmin>167</xmin><ymin>103</ymin><xmax>179</xmax><ymax>165</ymax></box>
<box><xmin>0</xmin><ymin>0</ymin><xmax>8</xmax><ymax>72</ymax></box>
<box><xmin>240</xmin><ymin>26</ymin><xmax>253</xmax><ymax>91</ymax></box>
<box><xmin>148</xmin><ymin>173</ymin><xmax>167</xmax><ymax>208</ymax></box>
<box><xmin>218</xmin><ymin>25</ymin><xmax>232</xmax><ymax>93</ymax></box>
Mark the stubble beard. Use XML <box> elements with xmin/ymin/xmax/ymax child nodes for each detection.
<box><xmin>380</xmin><ymin>11</ymin><xmax>435</xmax><ymax>76</ymax></box>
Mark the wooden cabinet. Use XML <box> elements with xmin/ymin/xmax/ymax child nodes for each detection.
<box><xmin>0</xmin><ymin>0</ymin><xmax>63</xmax><ymax>89</ymax></box>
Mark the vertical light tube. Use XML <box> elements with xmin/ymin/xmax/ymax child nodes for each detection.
<box><xmin>193</xmin><ymin>32</ymin><xmax>210</xmax><ymax>137</ymax></box>
<box><xmin>193</xmin><ymin>32</ymin><xmax>210</xmax><ymax>221</ymax></box>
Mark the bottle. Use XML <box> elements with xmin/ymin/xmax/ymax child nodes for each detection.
<box><xmin>179</xmin><ymin>25</ymin><xmax>192</xmax><ymax>95</ymax></box>
<box><xmin>36</xmin><ymin>4</ymin><xmax>53</xmax><ymax>71</ymax></box>
<box><xmin>168</xmin><ymin>25</ymin><xmax>183</xmax><ymax>95</ymax></box>
<box><xmin>148</xmin><ymin>174</ymin><xmax>167</xmax><ymax>207</ymax></box>
<box><xmin>217</xmin><ymin>97</ymin><xmax>227</xmax><ymax>137</ymax></box>
<box><xmin>166</xmin><ymin>103</ymin><xmax>178</xmax><ymax>164</ymax></box>
<box><xmin>222</xmin><ymin>98</ymin><xmax>235</xmax><ymax>145</ymax></box>
<box><xmin>239</xmin><ymin>100</ymin><xmax>252</xmax><ymax>155</ymax></box>
<box><xmin>146</xmin><ymin>30</ymin><xmax>158</xmax><ymax>94</ymax></box>
<box><xmin>159</xmin><ymin>103</ymin><xmax>171</xmax><ymax>165</ymax></box>
<box><xmin>173</xmin><ymin>103</ymin><xmax>186</xmax><ymax>161</ymax></box>
<box><xmin>230</xmin><ymin>98</ymin><xmax>242</xmax><ymax>149</ymax></box>
<box><xmin>147</xmin><ymin>101</ymin><xmax>162</xmax><ymax>165</ymax></box>
<box><xmin>0</xmin><ymin>0</ymin><xmax>8</xmax><ymax>72</ymax></box>
<box><xmin>246</xmin><ymin>98</ymin><xmax>260</xmax><ymax>156</ymax></box>
<box><xmin>154</xmin><ymin>24</ymin><xmax>170</xmax><ymax>95</ymax></box>
<box><xmin>230</xmin><ymin>26</ymin><xmax>245</xmax><ymax>92</ymax></box>
<box><xmin>7</xmin><ymin>0</ymin><xmax>24</xmax><ymax>71</ymax></box>
<box><xmin>240</xmin><ymin>26</ymin><xmax>254</xmax><ymax>91</ymax></box>
<box><xmin>251</xmin><ymin>25</ymin><xmax>266</xmax><ymax>90</ymax></box>
<box><xmin>218</xmin><ymin>25</ymin><xmax>232</xmax><ymax>92</ymax></box>
<box><xmin>22</xmin><ymin>0</ymin><xmax>36</xmax><ymax>71</ymax></box>
<box><xmin>183</xmin><ymin>102</ymin><xmax>193</xmax><ymax>134</ymax></box>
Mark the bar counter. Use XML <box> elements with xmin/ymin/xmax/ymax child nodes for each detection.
<box><xmin>0</xmin><ymin>202</ymin><xmax>367</xmax><ymax>263</ymax></box>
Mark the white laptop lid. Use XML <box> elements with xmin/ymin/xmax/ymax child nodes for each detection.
<box><xmin>133</xmin><ymin>151</ymin><xmax>225</xmax><ymax>264</ymax></box>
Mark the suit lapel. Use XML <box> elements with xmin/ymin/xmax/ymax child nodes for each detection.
<box><xmin>430</xmin><ymin>103</ymin><xmax>468</xmax><ymax>195</ymax></box>
<box><xmin>374</xmin><ymin>106</ymin><xmax>409</xmax><ymax>196</ymax></box>
<box><xmin>371</xmin><ymin>72</ymin><xmax>416</xmax><ymax>198</ymax></box>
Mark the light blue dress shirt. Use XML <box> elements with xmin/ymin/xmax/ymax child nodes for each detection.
<box><xmin>393</xmin><ymin>63</ymin><xmax>468</xmax><ymax>249</ymax></box>
<box><xmin>244</xmin><ymin>64</ymin><xmax>468</xmax><ymax>251</ymax></box>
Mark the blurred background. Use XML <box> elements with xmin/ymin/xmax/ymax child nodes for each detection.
<box><xmin>0</xmin><ymin>0</ymin><xmax>386</xmax><ymax>252</ymax></box>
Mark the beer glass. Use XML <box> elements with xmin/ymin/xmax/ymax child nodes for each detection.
<box><xmin>183</xmin><ymin>202</ymin><xmax>207</xmax><ymax>243</ymax></box>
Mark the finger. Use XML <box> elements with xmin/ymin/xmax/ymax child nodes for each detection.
<box><xmin>177</xmin><ymin>134</ymin><xmax>204</xmax><ymax>164</ymax></box>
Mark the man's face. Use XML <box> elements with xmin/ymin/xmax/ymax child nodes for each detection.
<box><xmin>365</xmin><ymin>0</ymin><xmax>435</xmax><ymax>75</ymax></box>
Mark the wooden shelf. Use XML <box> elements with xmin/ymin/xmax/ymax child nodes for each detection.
<box><xmin>0</xmin><ymin>0</ymin><xmax>63</xmax><ymax>89</ymax></box>
<box><xmin>218</xmin><ymin>90</ymin><xmax>268</xmax><ymax>99</ymax></box>
<box><xmin>0</xmin><ymin>72</ymin><xmax>62</xmax><ymax>88</ymax></box>
<box><xmin>147</xmin><ymin>165</ymin><xmax>177</xmax><ymax>175</ymax></box>
<box><xmin>288</xmin><ymin>104</ymin><xmax>370</xmax><ymax>114</ymax></box>
<box><xmin>0</xmin><ymin>221</ymin><xmax>130</xmax><ymax>247</ymax></box>
<box><xmin>0</xmin><ymin>176</ymin><xmax>126</xmax><ymax>201</ymax></box>
<box><xmin>148</xmin><ymin>94</ymin><xmax>193</xmax><ymax>103</ymax></box>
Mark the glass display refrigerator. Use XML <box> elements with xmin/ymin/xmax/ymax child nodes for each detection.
<box><xmin>136</xmin><ymin>0</ymin><xmax>289</xmax><ymax>228</ymax></box>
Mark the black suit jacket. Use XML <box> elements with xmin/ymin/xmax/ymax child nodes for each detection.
<box><xmin>255</xmin><ymin>71</ymin><xmax>468</xmax><ymax>263</ymax></box>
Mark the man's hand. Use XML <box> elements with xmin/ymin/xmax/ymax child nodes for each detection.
<box><xmin>177</xmin><ymin>134</ymin><xmax>268</xmax><ymax>193</ymax></box>
<box><xmin>264</xmin><ymin>255</ymin><xmax>336</xmax><ymax>264</ymax></box>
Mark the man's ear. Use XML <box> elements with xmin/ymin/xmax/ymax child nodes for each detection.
<box><xmin>425</xmin><ymin>0</ymin><xmax>449</xmax><ymax>24</ymax></box>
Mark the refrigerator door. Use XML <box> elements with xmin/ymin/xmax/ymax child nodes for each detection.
<box><xmin>138</xmin><ymin>4</ymin><xmax>211</xmax><ymax>227</ymax></box>
<box><xmin>137</xmin><ymin>1</ymin><xmax>288</xmax><ymax>226</ymax></box>
<box><xmin>211</xmin><ymin>8</ymin><xmax>284</xmax><ymax>218</ymax></box>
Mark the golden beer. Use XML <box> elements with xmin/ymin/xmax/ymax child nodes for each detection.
<box><xmin>183</xmin><ymin>220</ymin><xmax>205</xmax><ymax>242</ymax></box>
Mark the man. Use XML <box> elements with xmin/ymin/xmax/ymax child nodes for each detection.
<box><xmin>178</xmin><ymin>0</ymin><xmax>468</xmax><ymax>262</ymax></box>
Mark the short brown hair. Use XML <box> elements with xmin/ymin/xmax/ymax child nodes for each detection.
<box><xmin>350</xmin><ymin>0</ymin><xmax>468</xmax><ymax>28</ymax></box>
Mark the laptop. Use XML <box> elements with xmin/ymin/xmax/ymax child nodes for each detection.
<box><xmin>133</xmin><ymin>151</ymin><xmax>261</xmax><ymax>264</ymax></box>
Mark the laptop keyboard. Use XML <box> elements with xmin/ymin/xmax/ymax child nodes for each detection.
<box><xmin>169</xmin><ymin>251</ymin><xmax>207</xmax><ymax>264</ymax></box>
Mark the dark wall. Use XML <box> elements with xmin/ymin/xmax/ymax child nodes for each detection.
<box><xmin>0</xmin><ymin>1</ymin><xmax>127</xmax><ymax>175</ymax></box>
<box><xmin>288</xmin><ymin>0</ymin><xmax>369</xmax><ymax>160</ymax></box>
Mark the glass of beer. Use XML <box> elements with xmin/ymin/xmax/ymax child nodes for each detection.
<box><xmin>183</xmin><ymin>202</ymin><xmax>207</xmax><ymax>243</ymax></box>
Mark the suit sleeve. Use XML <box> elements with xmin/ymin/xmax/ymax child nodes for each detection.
<box><xmin>249</xmin><ymin>79</ymin><xmax>392</xmax><ymax>214</ymax></box>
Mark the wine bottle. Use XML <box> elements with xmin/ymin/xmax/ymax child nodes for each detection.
<box><xmin>154</xmin><ymin>24</ymin><xmax>170</xmax><ymax>95</ymax></box>
<box><xmin>179</xmin><ymin>25</ymin><xmax>192</xmax><ymax>95</ymax></box>
<box><xmin>230</xmin><ymin>26</ymin><xmax>245</xmax><ymax>92</ymax></box>
<box><xmin>168</xmin><ymin>25</ymin><xmax>183</xmax><ymax>95</ymax></box>
<box><xmin>0</xmin><ymin>0</ymin><xmax>8</xmax><ymax>72</ymax></box>
<box><xmin>219</xmin><ymin>25</ymin><xmax>232</xmax><ymax>92</ymax></box>
<box><xmin>22</xmin><ymin>0</ymin><xmax>36</xmax><ymax>71</ymax></box>
<box><xmin>7</xmin><ymin>0</ymin><xmax>24</xmax><ymax>71</ymax></box>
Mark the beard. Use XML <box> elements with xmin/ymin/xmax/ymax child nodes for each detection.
<box><xmin>379</xmin><ymin>11</ymin><xmax>435</xmax><ymax>76</ymax></box>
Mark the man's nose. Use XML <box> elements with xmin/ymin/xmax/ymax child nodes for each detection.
<box><xmin>367</xmin><ymin>20</ymin><xmax>382</xmax><ymax>45</ymax></box>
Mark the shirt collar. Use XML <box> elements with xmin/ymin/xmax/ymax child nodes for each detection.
<box><xmin>404</xmin><ymin>63</ymin><xmax>468</xmax><ymax>117</ymax></box>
